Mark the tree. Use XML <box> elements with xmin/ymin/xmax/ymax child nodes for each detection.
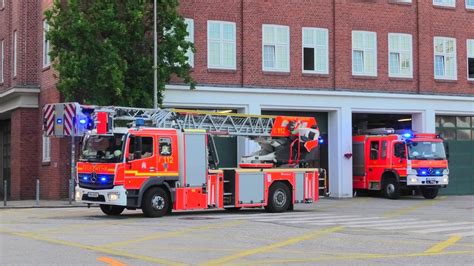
<box><xmin>45</xmin><ymin>0</ymin><xmax>195</xmax><ymax>107</ymax></box>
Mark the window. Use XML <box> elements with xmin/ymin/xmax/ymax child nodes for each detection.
<box><xmin>128</xmin><ymin>136</ymin><xmax>154</xmax><ymax>160</ymax></box>
<box><xmin>207</xmin><ymin>20</ymin><xmax>236</xmax><ymax>70</ymax></box>
<box><xmin>159</xmin><ymin>138</ymin><xmax>172</xmax><ymax>156</ymax></box>
<box><xmin>436</xmin><ymin>116</ymin><xmax>474</xmax><ymax>141</ymax></box>
<box><xmin>352</xmin><ymin>31</ymin><xmax>377</xmax><ymax>76</ymax></box>
<box><xmin>381</xmin><ymin>141</ymin><xmax>387</xmax><ymax>159</ymax></box>
<box><xmin>433</xmin><ymin>0</ymin><xmax>455</xmax><ymax>7</ymax></box>
<box><xmin>370</xmin><ymin>140</ymin><xmax>379</xmax><ymax>160</ymax></box>
<box><xmin>434</xmin><ymin>37</ymin><xmax>457</xmax><ymax>80</ymax></box>
<box><xmin>43</xmin><ymin>20</ymin><xmax>51</xmax><ymax>67</ymax></box>
<box><xmin>394</xmin><ymin>142</ymin><xmax>406</xmax><ymax>158</ymax></box>
<box><xmin>262</xmin><ymin>24</ymin><xmax>290</xmax><ymax>72</ymax></box>
<box><xmin>42</xmin><ymin>135</ymin><xmax>51</xmax><ymax>162</ymax></box>
<box><xmin>13</xmin><ymin>30</ymin><xmax>17</xmax><ymax>77</ymax></box>
<box><xmin>0</xmin><ymin>40</ymin><xmax>3</xmax><ymax>83</ymax></box>
<box><xmin>302</xmin><ymin>27</ymin><xmax>328</xmax><ymax>74</ymax></box>
<box><xmin>184</xmin><ymin>18</ymin><xmax>194</xmax><ymax>67</ymax></box>
<box><xmin>467</xmin><ymin>39</ymin><xmax>474</xmax><ymax>80</ymax></box>
<box><xmin>468</xmin><ymin>0</ymin><xmax>474</xmax><ymax>9</ymax></box>
<box><xmin>1</xmin><ymin>0</ymin><xmax>4</xmax><ymax>9</ymax></box>
<box><xmin>388</xmin><ymin>33</ymin><xmax>413</xmax><ymax>78</ymax></box>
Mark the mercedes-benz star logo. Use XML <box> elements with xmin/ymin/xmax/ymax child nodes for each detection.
<box><xmin>91</xmin><ymin>172</ymin><xmax>97</xmax><ymax>183</ymax></box>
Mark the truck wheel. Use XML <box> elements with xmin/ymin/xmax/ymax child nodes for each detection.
<box><xmin>99</xmin><ymin>204</ymin><xmax>125</xmax><ymax>216</ymax></box>
<box><xmin>142</xmin><ymin>187</ymin><xmax>169</xmax><ymax>218</ymax></box>
<box><xmin>265</xmin><ymin>182</ymin><xmax>291</xmax><ymax>213</ymax></box>
<box><xmin>421</xmin><ymin>187</ymin><xmax>439</xmax><ymax>199</ymax></box>
<box><xmin>383</xmin><ymin>178</ymin><xmax>400</xmax><ymax>200</ymax></box>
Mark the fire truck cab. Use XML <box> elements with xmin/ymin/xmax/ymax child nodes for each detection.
<box><xmin>352</xmin><ymin>129</ymin><xmax>449</xmax><ymax>199</ymax></box>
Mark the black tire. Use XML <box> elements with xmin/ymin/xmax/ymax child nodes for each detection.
<box><xmin>421</xmin><ymin>187</ymin><xmax>439</xmax><ymax>199</ymax></box>
<box><xmin>99</xmin><ymin>204</ymin><xmax>125</xmax><ymax>216</ymax></box>
<box><xmin>265</xmin><ymin>182</ymin><xmax>291</xmax><ymax>213</ymax></box>
<box><xmin>382</xmin><ymin>178</ymin><xmax>400</xmax><ymax>200</ymax></box>
<box><xmin>141</xmin><ymin>187</ymin><xmax>170</xmax><ymax>218</ymax></box>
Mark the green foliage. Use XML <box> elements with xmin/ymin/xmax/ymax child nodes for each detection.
<box><xmin>45</xmin><ymin>0</ymin><xmax>195</xmax><ymax>107</ymax></box>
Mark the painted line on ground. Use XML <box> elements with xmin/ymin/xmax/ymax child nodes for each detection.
<box><xmin>425</xmin><ymin>235</ymin><xmax>462</xmax><ymax>253</ymax></box>
<box><xmin>450</xmin><ymin>231</ymin><xmax>474</xmax><ymax>237</ymax></box>
<box><xmin>370</xmin><ymin>221</ymin><xmax>472</xmax><ymax>231</ymax></box>
<box><xmin>383</xmin><ymin>197</ymin><xmax>446</xmax><ymax>218</ymax></box>
<box><xmin>257</xmin><ymin>215</ymin><xmax>359</xmax><ymax>223</ymax></box>
<box><xmin>199</xmin><ymin>226</ymin><xmax>343</xmax><ymax>265</ymax></box>
<box><xmin>309</xmin><ymin>218</ymin><xmax>420</xmax><ymax>227</ymax></box>
<box><xmin>99</xmin><ymin>220</ymin><xmax>244</xmax><ymax>249</ymax></box>
<box><xmin>215</xmin><ymin>212</ymin><xmax>336</xmax><ymax>220</ymax></box>
<box><xmin>97</xmin><ymin>256</ymin><xmax>127</xmax><ymax>266</ymax></box>
<box><xmin>0</xmin><ymin>229</ymin><xmax>184</xmax><ymax>266</ymax></box>
<box><xmin>417</xmin><ymin>225</ymin><xmax>474</xmax><ymax>234</ymax></box>
<box><xmin>246</xmin><ymin>250</ymin><xmax>474</xmax><ymax>265</ymax></box>
<box><xmin>303</xmin><ymin>216</ymin><xmax>385</xmax><ymax>225</ymax></box>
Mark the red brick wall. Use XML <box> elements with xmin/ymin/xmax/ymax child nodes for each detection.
<box><xmin>177</xmin><ymin>0</ymin><xmax>474</xmax><ymax>95</ymax></box>
<box><xmin>10</xmin><ymin>108</ymin><xmax>39</xmax><ymax>200</ymax></box>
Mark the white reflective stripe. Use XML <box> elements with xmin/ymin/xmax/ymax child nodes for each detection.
<box><xmin>378</xmin><ymin>222</ymin><xmax>473</xmax><ymax>230</ymax></box>
<box><xmin>216</xmin><ymin>212</ymin><xmax>338</xmax><ymax>220</ymax></box>
<box><xmin>211</xmin><ymin>184</ymin><xmax>215</xmax><ymax>204</ymax></box>
<box><xmin>449</xmin><ymin>231</ymin><xmax>474</xmax><ymax>237</ymax></box>
<box><xmin>304</xmin><ymin>216</ymin><xmax>384</xmax><ymax>225</ymax></box>
<box><xmin>263</xmin><ymin>215</ymin><xmax>359</xmax><ymax>223</ymax></box>
<box><xmin>207</xmin><ymin>180</ymin><xmax>210</xmax><ymax>205</ymax></box>
<box><xmin>305</xmin><ymin>177</ymin><xmax>308</xmax><ymax>198</ymax></box>
<box><xmin>341</xmin><ymin>219</ymin><xmax>426</xmax><ymax>227</ymax></box>
<box><xmin>416</xmin><ymin>225</ymin><xmax>474</xmax><ymax>234</ymax></box>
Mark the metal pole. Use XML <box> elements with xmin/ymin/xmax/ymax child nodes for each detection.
<box><xmin>3</xmin><ymin>180</ymin><xmax>6</xmax><ymax>206</ymax></box>
<box><xmin>36</xmin><ymin>178</ymin><xmax>40</xmax><ymax>206</ymax></box>
<box><xmin>153</xmin><ymin>0</ymin><xmax>158</xmax><ymax>109</ymax></box>
<box><xmin>69</xmin><ymin>135</ymin><xmax>75</xmax><ymax>204</ymax></box>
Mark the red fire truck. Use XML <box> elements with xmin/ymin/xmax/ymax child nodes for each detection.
<box><xmin>352</xmin><ymin>128</ymin><xmax>449</xmax><ymax>200</ymax></box>
<box><xmin>43</xmin><ymin>103</ymin><xmax>321</xmax><ymax>217</ymax></box>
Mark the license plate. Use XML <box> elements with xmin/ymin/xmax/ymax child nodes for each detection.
<box><xmin>88</xmin><ymin>192</ymin><xmax>99</xmax><ymax>198</ymax></box>
<box><xmin>426</xmin><ymin>179</ymin><xmax>436</xmax><ymax>184</ymax></box>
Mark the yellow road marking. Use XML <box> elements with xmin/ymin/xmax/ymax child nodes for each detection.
<box><xmin>425</xmin><ymin>235</ymin><xmax>462</xmax><ymax>253</ymax></box>
<box><xmin>0</xmin><ymin>229</ymin><xmax>184</xmax><ymax>266</ymax></box>
<box><xmin>200</xmin><ymin>226</ymin><xmax>342</xmax><ymax>265</ymax></box>
<box><xmin>384</xmin><ymin>196</ymin><xmax>446</xmax><ymax>218</ymax></box>
<box><xmin>100</xmin><ymin>220</ymin><xmax>243</xmax><ymax>248</ymax></box>
<box><xmin>246</xmin><ymin>250</ymin><xmax>474</xmax><ymax>265</ymax></box>
<box><xmin>97</xmin><ymin>257</ymin><xmax>127</xmax><ymax>266</ymax></box>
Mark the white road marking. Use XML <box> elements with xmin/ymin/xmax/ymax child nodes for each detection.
<box><xmin>257</xmin><ymin>215</ymin><xmax>359</xmax><ymax>223</ymax></box>
<box><xmin>416</xmin><ymin>225</ymin><xmax>474</xmax><ymax>234</ymax></box>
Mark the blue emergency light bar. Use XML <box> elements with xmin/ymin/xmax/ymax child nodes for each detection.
<box><xmin>56</xmin><ymin>118</ymin><xmax>62</xmax><ymax>124</ymax></box>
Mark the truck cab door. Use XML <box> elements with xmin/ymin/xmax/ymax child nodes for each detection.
<box><xmin>124</xmin><ymin>135</ymin><xmax>158</xmax><ymax>189</ymax></box>
<box><xmin>367</xmin><ymin>139</ymin><xmax>383</xmax><ymax>190</ymax></box>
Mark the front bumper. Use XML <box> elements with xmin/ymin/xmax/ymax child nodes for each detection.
<box><xmin>406</xmin><ymin>174</ymin><xmax>449</xmax><ymax>186</ymax></box>
<box><xmin>75</xmin><ymin>185</ymin><xmax>127</xmax><ymax>206</ymax></box>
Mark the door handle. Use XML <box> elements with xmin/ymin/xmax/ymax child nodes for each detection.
<box><xmin>149</xmin><ymin>167</ymin><xmax>156</xmax><ymax>171</ymax></box>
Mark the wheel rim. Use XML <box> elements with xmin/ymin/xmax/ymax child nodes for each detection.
<box><xmin>386</xmin><ymin>184</ymin><xmax>395</xmax><ymax>195</ymax></box>
<box><xmin>151</xmin><ymin>195</ymin><xmax>165</xmax><ymax>210</ymax></box>
<box><xmin>273</xmin><ymin>189</ymin><xmax>287</xmax><ymax>207</ymax></box>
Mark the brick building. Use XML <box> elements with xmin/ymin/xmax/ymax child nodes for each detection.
<box><xmin>0</xmin><ymin>0</ymin><xmax>473</xmax><ymax>199</ymax></box>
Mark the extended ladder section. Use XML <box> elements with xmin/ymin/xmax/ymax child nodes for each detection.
<box><xmin>91</xmin><ymin>106</ymin><xmax>278</xmax><ymax>137</ymax></box>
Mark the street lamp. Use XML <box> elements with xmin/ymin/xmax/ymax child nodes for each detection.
<box><xmin>153</xmin><ymin>0</ymin><xmax>158</xmax><ymax>109</ymax></box>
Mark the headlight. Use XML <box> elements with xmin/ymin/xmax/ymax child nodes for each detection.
<box><xmin>410</xmin><ymin>177</ymin><xmax>418</xmax><ymax>183</ymax></box>
<box><xmin>443</xmin><ymin>177</ymin><xmax>448</xmax><ymax>183</ymax></box>
<box><xmin>108</xmin><ymin>192</ymin><xmax>120</xmax><ymax>201</ymax></box>
<box><xmin>75</xmin><ymin>191</ymin><xmax>82</xmax><ymax>201</ymax></box>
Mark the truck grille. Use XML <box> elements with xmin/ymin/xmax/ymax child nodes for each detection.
<box><xmin>78</xmin><ymin>173</ymin><xmax>114</xmax><ymax>189</ymax></box>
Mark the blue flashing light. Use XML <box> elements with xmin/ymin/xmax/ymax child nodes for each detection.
<box><xmin>79</xmin><ymin>118</ymin><xmax>87</xmax><ymax>125</ymax></box>
<box><xmin>318</xmin><ymin>137</ymin><xmax>324</xmax><ymax>144</ymax></box>
<box><xmin>100</xmin><ymin>177</ymin><xmax>107</xmax><ymax>182</ymax></box>
<box><xmin>56</xmin><ymin>118</ymin><xmax>63</xmax><ymax>124</ymax></box>
<box><xmin>402</xmin><ymin>133</ymin><xmax>412</xmax><ymax>138</ymax></box>
<box><xmin>136</xmin><ymin>118</ymin><xmax>145</xmax><ymax>127</ymax></box>
<box><xmin>418</xmin><ymin>168</ymin><xmax>429</xmax><ymax>176</ymax></box>
<box><xmin>82</xmin><ymin>176</ymin><xmax>88</xmax><ymax>181</ymax></box>
<box><xmin>434</xmin><ymin>170</ymin><xmax>442</xmax><ymax>175</ymax></box>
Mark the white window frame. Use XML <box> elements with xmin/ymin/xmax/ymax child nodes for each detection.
<box><xmin>1</xmin><ymin>0</ymin><xmax>4</xmax><ymax>9</ymax></box>
<box><xmin>433</xmin><ymin>0</ymin><xmax>456</xmax><ymax>7</ymax></box>
<box><xmin>302</xmin><ymin>27</ymin><xmax>329</xmax><ymax>74</ymax></box>
<box><xmin>352</xmin><ymin>31</ymin><xmax>377</xmax><ymax>77</ymax></box>
<box><xmin>207</xmin><ymin>20</ymin><xmax>236</xmax><ymax>70</ymax></box>
<box><xmin>262</xmin><ymin>24</ymin><xmax>290</xmax><ymax>72</ymax></box>
<box><xmin>184</xmin><ymin>18</ymin><xmax>194</xmax><ymax>68</ymax></box>
<box><xmin>388</xmin><ymin>33</ymin><xmax>413</xmax><ymax>78</ymax></box>
<box><xmin>0</xmin><ymin>40</ymin><xmax>4</xmax><ymax>84</ymax></box>
<box><xmin>42</xmin><ymin>135</ymin><xmax>51</xmax><ymax>163</ymax></box>
<box><xmin>467</xmin><ymin>39</ymin><xmax>474</xmax><ymax>81</ymax></box>
<box><xmin>433</xmin><ymin>37</ymin><xmax>457</xmax><ymax>80</ymax></box>
<box><xmin>467</xmin><ymin>0</ymin><xmax>474</xmax><ymax>9</ymax></box>
<box><xmin>392</xmin><ymin>0</ymin><xmax>412</xmax><ymax>3</ymax></box>
<box><xmin>13</xmin><ymin>30</ymin><xmax>17</xmax><ymax>77</ymax></box>
<box><xmin>43</xmin><ymin>20</ymin><xmax>51</xmax><ymax>67</ymax></box>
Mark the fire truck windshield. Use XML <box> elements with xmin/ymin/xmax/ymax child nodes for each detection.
<box><xmin>80</xmin><ymin>134</ymin><xmax>125</xmax><ymax>163</ymax></box>
<box><xmin>407</xmin><ymin>141</ymin><xmax>446</xmax><ymax>160</ymax></box>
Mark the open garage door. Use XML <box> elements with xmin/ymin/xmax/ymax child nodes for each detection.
<box><xmin>352</xmin><ymin>113</ymin><xmax>412</xmax><ymax>133</ymax></box>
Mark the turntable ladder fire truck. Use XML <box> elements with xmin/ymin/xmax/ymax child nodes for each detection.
<box><xmin>352</xmin><ymin>128</ymin><xmax>449</xmax><ymax>200</ymax></box>
<box><xmin>43</xmin><ymin>103</ymin><xmax>322</xmax><ymax>217</ymax></box>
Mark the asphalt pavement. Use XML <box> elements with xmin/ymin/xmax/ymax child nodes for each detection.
<box><xmin>1</xmin><ymin>195</ymin><xmax>473</xmax><ymax>265</ymax></box>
